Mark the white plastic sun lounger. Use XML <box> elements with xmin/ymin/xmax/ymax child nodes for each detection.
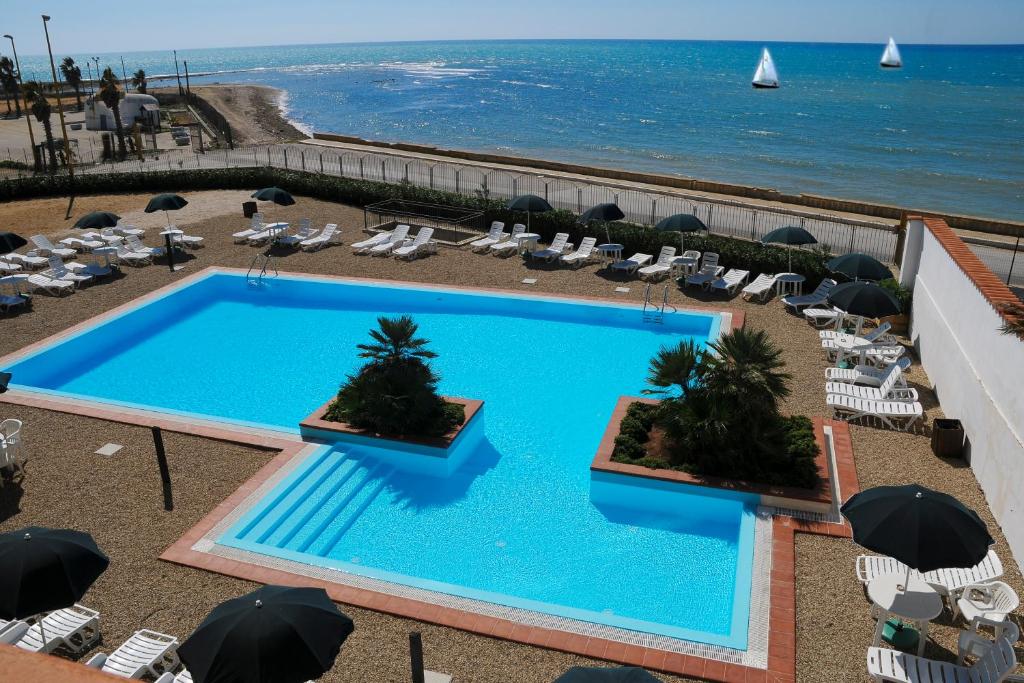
<box><xmin>710</xmin><ymin>269</ymin><xmax>750</xmax><ymax>295</ymax></box>
<box><xmin>856</xmin><ymin>549</ymin><xmax>1004</xmax><ymax>598</ymax></box>
<box><xmin>826</xmin><ymin>364</ymin><xmax>917</xmax><ymax>402</ymax></box>
<box><xmin>115</xmin><ymin>243</ymin><xmax>152</xmax><ymax>266</ymax></box>
<box><xmin>368</xmin><ymin>224</ymin><xmax>411</xmax><ymax>256</ymax></box>
<box><xmin>279</xmin><ymin>222</ymin><xmax>319</xmax><ymax>248</ymax></box>
<box><xmin>611</xmin><ymin>253</ymin><xmax>652</xmax><ymax>275</ymax></box>
<box><xmin>30</xmin><ymin>235</ymin><xmax>76</xmax><ymax>259</ymax></box>
<box><xmin>27</xmin><ymin>273</ymin><xmax>75</xmax><ymax>296</ymax></box>
<box><xmin>352</xmin><ymin>229</ymin><xmax>395</xmax><ymax>253</ymax></box>
<box><xmin>60</xmin><ymin>236</ymin><xmax>104</xmax><ymax>252</ymax></box>
<box><xmin>6</xmin><ymin>604</ymin><xmax>101</xmax><ymax>655</ymax></box>
<box><xmin>560</xmin><ymin>236</ymin><xmax>597</xmax><ymax>268</ymax></box>
<box><xmin>866</xmin><ymin>635</ymin><xmax>1017</xmax><ymax>683</ymax></box>
<box><xmin>834</xmin><ymin>341</ymin><xmax>906</xmax><ymax>368</ymax></box>
<box><xmin>638</xmin><ymin>246</ymin><xmax>677</xmax><ymax>280</ymax></box>
<box><xmin>804</xmin><ymin>306</ymin><xmax>846</xmax><ymax>328</ymax></box>
<box><xmin>782</xmin><ymin>278</ymin><xmax>837</xmax><ymax>312</ymax></box>
<box><xmin>394</xmin><ymin>227</ymin><xmax>436</xmax><ymax>260</ymax></box>
<box><xmin>529</xmin><ymin>232</ymin><xmax>571</xmax><ymax>262</ymax></box>
<box><xmin>247</xmin><ymin>222</ymin><xmax>289</xmax><ymax>246</ymax></box>
<box><xmin>741</xmin><ymin>273</ymin><xmax>777</xmax><ymax>302</ymax></box>
<box><xmin>233</xmin><ymin>213</ymin><xmax>265</xmax><ymax>243</ymax></box>
<box><xmin>114</xmin><ymin>223</ymin><xmax>145</xmax><ymax>237</ymax></box>
<box><xmin>470</xmin><ymin>222</ymin><xmax>507</xmax><ymax>252</ymax></box>
<box><xmin>825</xmin><ymin>356</ymin><xmax>912</xmax><ymax>387</ymax></box>
<box><xmin>489</xmin><ymin>224</ymin><xmax>526</xmax><ymax>256</ymax></box>
<box><xmin>6</xmin><ymin>253</ymin><xmax>49</xmax><ymax>270</ymax></box>
<box><xmin>826</xmin><ymin>393</ymin><xmax>923</xmax><ymax>431</ymax></box>
<box><xmin>0</xmin><ymin>258</ymin><xmax>23</xmax><ymax>274</ymax></box>
<box><xmin>166</xmin><ymin>225</ymin><xmax>204</xmax><ymax>249</ymax></box>
<box><xmin>300</xmin><ymin>223</ymin><xmax>340</xmax><ymax>251</ymax></box>
<box><xmin>821</xmin><ymin>321</ymin><xmax>894</xmax><ymax>345</ymax></box>
<box><xmin>684</xmin><ymin>264</ymin><xmax>724</xmax><ymax>288</ymax></box>
<box><xmin>87</xmin><ymin>629</ymin><xmax>180</xmax><ymax>679</ymax></box>
<box><xmin>46</xmin><ymin>256</ymin><xmax>93</xmax><ymax>288</ymax></box>
<box><xmin>126</xmin><ymin>235</ymin><xmax>165</xmax><ymax>257</ymax></box>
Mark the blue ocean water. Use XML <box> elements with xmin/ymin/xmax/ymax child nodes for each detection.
<box><xmin>19</xmin><ymin>40</ymin><xmax>1024</xmax><ymax>219</ymax></box>
<box><xmin>7</xmin><ymin>274</ymin><xmax>753</xmax><ymax>645</ymax></box>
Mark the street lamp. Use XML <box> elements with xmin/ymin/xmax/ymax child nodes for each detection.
<box><xmin>2</xmin><ymin>34</ymin><xmax>37</xmax><ymax>157</ymax></box>
<box><xmin>41</xmin><ymin>14</ymin><xmax>74</xmax><ymax>178</ymax></box>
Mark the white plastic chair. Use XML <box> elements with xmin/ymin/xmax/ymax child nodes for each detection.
<box><xmin>954</xmin><ymin>581</ymin><xmax>1020</xmax><ymax>624</ymax></box>
<box><xmin>958</xmin><ymin>618</ymin><xmax>1020</xmax><ymax>665</ymax></box>
<box><xmin>0</xmin><ymin>419</ymin><xmax>24</xmax><ymax>481</ymax></box>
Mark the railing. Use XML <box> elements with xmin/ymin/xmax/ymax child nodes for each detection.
<box><xmin>0</xmin><ymin>141</ymin><xmax>902</xmax><ymax>262</ymax></box>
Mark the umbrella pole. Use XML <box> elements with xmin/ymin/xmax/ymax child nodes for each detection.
<box><xmin>788</xmin><ymin>247</ymin><xmax>793</xmax><ymax>273</ymax></box>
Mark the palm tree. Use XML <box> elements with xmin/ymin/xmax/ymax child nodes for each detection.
<box><xmin>22</xmin><ymin>81</ymin><xmax>57</xmax><ymax>172</ymax></box>
<box><xmin>643</xmin><ymin>339</ymin><xmax>702</xmax><ymax>400</ymax></box>
<box><xmin>97</xmin><ymin>67</ymin><xmax>126</xmax><ymax>160</ymax></box>
<box><xmin>999</xmin><ymin>304</ymin><xmax>1024</xmax><ymax>341</ymax></box>
<box><xmin>356</xmin><ymin>315</ymin><xmax>438</xmax><ymax>364</ymax></box>
<box><xmin>131</xmin><ymin>69</ymin><xmax>147</xmax><ymax>94</ymax></box>
<box><xmin>59</xmin><ymin>57</ymin><xmax>83</xmax><ymax>110</ymax></box>
<box><xmin>0</xmin><ymin>57</ymin><xmax>21</xmax><ymax>118</ymax></box>
<box><xmin>703</xmin><ymin>328</ymin><xmax>791</xmax><ymax>418</ymax></box>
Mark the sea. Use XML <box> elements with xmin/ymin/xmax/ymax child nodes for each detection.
<box><xmin>17</xmin><ymin>40</ymin><xmax>1024</xmax><ymax>221</ymax></box>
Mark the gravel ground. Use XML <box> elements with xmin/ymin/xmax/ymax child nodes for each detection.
<box><xmin>1</xmin><ymin>191</ymin><xmax>1020</xmax><ymax>681</ymax></box>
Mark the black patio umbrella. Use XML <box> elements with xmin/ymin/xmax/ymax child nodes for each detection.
<box><xmin>145</xmin><ymin>193</ymin><xmax>189</xmax><ymax>227</ymax></box>
<box><xmin>252</xmin><ymin>187</ymin><xmax>295</xmax><ymax>206</ymax></box>
<box><xmin>655</xmin><ymin>213</ymin><xmax>708</xmax><ymax>252</ymax></box>
<box><xmin>579</xmin><ymin>203</ymin><xmax>626</xmax><ymax>243</ymax></box>
<box><xmin>827</xmin><ymin>253</ymin><xmax>892</xmax><ymax>282</ymax></box>
<box><xmin>762</xmin><ymin>225</ymin><xmax>818</xmax><ymax>273</ymax></box>
<box><xmin>0</xmin><ymin>527</ymin><xmax>109</xmax><ymax>620</ymax></box>
<box><xmin>0</xmin><ymin>232</ymin><xmax>28</xmax><ymax>255</ymax></box>
<box><xmin>507</xmin><ymin>194</ymin><xmax>553</xmax><ymax>231</ymax></box>
<box><xmin>554</xmin><ymin>666</ymin><xmax>661</xmax><ymax>683</ymax></box>
<box><xmin>73</xmin><ymin>211</ymin><xmax>121</xmax><ymax>230</ymax></box>
<box><xmin>841</xmin><ymin>484</ymin><xmax>993</xmax><ymax>575</ymax></box>
<box><xmin>178</xmin><ymin>585</ymin><xmax>354</xmax><ymax>683</ymax></box>
<box><xmin>827</xmin><ymin>281</ymin><xmax>901</xmax><ymax>319</ymax></box>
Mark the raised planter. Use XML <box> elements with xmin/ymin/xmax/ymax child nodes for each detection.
<box><xmin>299</xmin><ymin>396</ymin><xmax>484</xmax><ymax>476</ymax></box>
<box><xmin>591</xmin><ymin>396</ymin><xmax>835</xmax><ymax>514</ymax></box>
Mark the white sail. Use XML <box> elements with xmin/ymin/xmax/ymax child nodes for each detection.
<box><xmin>880</xmin><ymin>37</ymin><xmax>902</xmax><ymax>68</ymax></box>
<box><xmin>752</xmin><ymin>48</ymin><xmax>779</xmax><ymax>88</ymax></box>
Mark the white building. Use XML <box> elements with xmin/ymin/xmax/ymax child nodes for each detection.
<box><xmin>84</xmin><ymin>93</ymin><xmax>160</xmax><ymax>131</ymax></box>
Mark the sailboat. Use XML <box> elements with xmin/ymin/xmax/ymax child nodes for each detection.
<box><xmin>752</xmin><ymin>48</ymin><xmax>779</xmax><ymax>89</ymax></box>
<box><xmin>880</xmin><ymin>37</ymin><xmax>903</xmax><ymax>68</ymax></box>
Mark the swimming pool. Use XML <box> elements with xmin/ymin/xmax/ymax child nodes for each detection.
<box><xmin>6</xmin><ymin>270</ymin><xmax>755</xmax><ymax>648</ymax></box>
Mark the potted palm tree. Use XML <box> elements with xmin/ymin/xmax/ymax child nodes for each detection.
<box><xmin>97</xmin><ymin>67</ymin><xmax>127</xmax><ymax>160</ymax></box>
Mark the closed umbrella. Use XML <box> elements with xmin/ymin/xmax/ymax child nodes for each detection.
<box><xmin>0</xmin><ymin>527</ymin><xmax>109</xmax><ymax>620</ymax></box>
<box><xmin>554</xmin><ymin>666</ymin><xmax>661</xmax><ymax>683</ymax></box>
<box><xmin>827</xmin><ymin>253</ymin><xmax>892</xmax><ymax>282</ymax></box>
<box><xmin>73</xmin><ymin>211</ymin><xmax>121</xmax><ymax>230</ymax></box>
<box><xmin>178</xmin><ymin>585</ymin><xmax>353</xmax><ymax>683</ymax></box>
<box><xmin>507</xmin><ymin>194</ymin><xmax>553</xmax><ymax>231</ymax></box>
<box><xmin>655</xmin><ymin>213</ymin><xmax>707</xmax><ymax>252</ymax></box>
<box><xmin>579</xmin><ymin>203</ymin><xmax>625</xmax><ymax>244</ymax></box>
<box><xmin>761</xmin><ymin>225</ymin><xmax>818</xmax><ymax>273</ymax></box>
<box><xmin>0</xmin><ymin>232</ymin><xmax>28</xmax><ymax>255</ymax></box>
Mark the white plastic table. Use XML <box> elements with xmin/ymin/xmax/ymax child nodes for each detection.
<box><xmin>775</xmin><ymin>273</ymin><xmax>806</xmax><ymax>296</ymax></box>
<box><xmin>513</xmin><ymin>232</ymin><xmax>541</xmax><ymax>254</ymax></box>
<box><xmin>867</xmin><ymin>573</ymin><xmax>942</xmax><ymax>656</ymax></box>
<box><xmin>671</xmin><ymin>255</ymin><xmax>700</xmax><ymax>279</ymax></box>
<box><xmin>597</xmin><ymin>243</ymin><xmax>624</xmax><ymax>265</ymax></box>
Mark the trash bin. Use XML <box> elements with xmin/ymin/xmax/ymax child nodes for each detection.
<box><xmin>242</xmin><ymin>201</ymin><xmax>257</xmax><ymax>219</ymax></box>
<box><xmin>931</xmin><ymin>418</ymin><xmax>965</xmax><ymax>459</ymax></box>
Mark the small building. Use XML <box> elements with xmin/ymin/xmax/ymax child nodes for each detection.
<box><xmin>84</xmin><ymin>93</ymin><xmax>160</xmax><ymax>131</ymax></box>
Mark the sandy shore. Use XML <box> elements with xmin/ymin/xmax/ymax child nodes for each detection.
<box><xmin>0</xmin><ymin>192</ymin><xmax>1020</xmax><ymax>682</ymax></box>
<box><xmin>155</xmin><ymin>84</ymin><xmax>308</xmax><ymax>145</ymax></box>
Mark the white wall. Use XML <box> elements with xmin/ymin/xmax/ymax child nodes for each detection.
<box><xmin>909</xmin><ymin>222</ymin><xmax>1024</xmax><ymax>568</ymax></box>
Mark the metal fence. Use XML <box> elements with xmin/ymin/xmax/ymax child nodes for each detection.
<box><xmin>0</xmin><ymin>141</ymin><xmax>902</xmax><ymax>262</ymax></box>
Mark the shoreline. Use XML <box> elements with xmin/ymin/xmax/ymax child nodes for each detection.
<box><xmin>158</xmin><ymin>84</ymin><xmax>309</xmax><ymax>145</ymax></box>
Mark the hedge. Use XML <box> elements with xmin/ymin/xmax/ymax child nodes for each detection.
<box><xmin>1</xmin><ymin>168</ymin><xmax>832</xmax><ymax>282</ymax></box>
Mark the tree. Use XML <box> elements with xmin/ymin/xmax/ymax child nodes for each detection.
<box><xmin>999</xmin><ymin>304</ymin><xmax>1024</xmax><ymax>341</ymax></box>
<box><xmin>97</xmin><ymin>67</ymin><xmax>126</xmax><ymax>160</ymax></box>
<box><xmin>131</xmin><ymin>69</ymin><xmax>147</xmax><ymax>94</ymax></box>
<box><xmin>0</xmin><ymin>57</ymin><xmax>21</xmax><ymax>118</ymax></box>
<box><xmin>22</xmin><ymin>81</ymin><xmax>57</xmax><ymax>172</ymax></box>
<box><xmin>324</xmin><ymin>315</ymin><xmax>463</xmax><ymax>437</ymax></box>
<box><xmin>59</xmin><ymin>57</ymin><xmax>83</xmax><ymax>110</ymax></box>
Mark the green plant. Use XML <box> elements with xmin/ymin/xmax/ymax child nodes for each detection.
<box><xmin>613</xmin><ymin>434</ymin><xmax>646</xmax><ymax>460</ymax></box>
<box><xmin>878</xmin><ymin>278</ymin><xmax>912</xmax><ymax>314</ymax></box>
<box><xmin>324</xmin><ymin>315</ymin><xmax>463</xmax><ymax>437</ymax></box>
<box><xmin>97</xmin><ymin>67</ymin><xmax>127</xmax><ymax>160</ymax></box>
<box><xmin>131</xmin><ymin>69</ymin><xmax>147</xmax><ymax>94</ymax></box>
<box><xmin>60</xmin><ymin>57</ymin><xmax>83</xmax><ymax>110</ymax></box>
<box><xmin>23</xmin><ymin>81</ymin><xmax>58</xmax><ymax>173</ymax></box>
<box><xmin>998</xmin><ymin>303</ymin><xmax>1024</xmax><ymax>341</ymax></box>
<box><xmin>0</xmin><ymin>57</ymin><xmax>21</xmax><ymax>118</ymax></box>
<box><xmin>0</xmin><ymin>159</ymin><xmax>29</xmax><ymax>170</ymax></box>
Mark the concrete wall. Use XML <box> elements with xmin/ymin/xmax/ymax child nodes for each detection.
<box><xmin>906</xmin><ymin>217</ymin><xmax>1024</xmax><ymax>567</ymax></box>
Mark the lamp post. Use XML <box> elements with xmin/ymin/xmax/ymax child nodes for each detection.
<box><xmin>41</xmin><ymin>14</ymin><xmax>74</xmax><ymax>179</ymax></box>
<box><xmin>1</xmin><ymin>34</ymin><xmax>37</xmax><ymax>161</ymax></box>
<box><xmin>173</xmin><ymin>49</ymin><xmax>183</xmax><ymax>95</ymax></box>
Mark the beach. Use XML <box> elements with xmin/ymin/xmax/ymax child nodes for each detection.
<box><xmin>152</xmin><ymin>84</ymin><xmax>308</xmax><ymax>145</ymax></box>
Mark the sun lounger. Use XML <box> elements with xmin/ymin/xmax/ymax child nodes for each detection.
<box><xmin>46</xmin><ymin>256</ymin><xmax>93</xmax><ymax>288</ymax></box>
<box><xmin>866</xmin><ymin>635</ymin><xmax>1016</xmax><ymax>683</ymax></box>
<box><xmin>834</xmin><ymin>341</ymin><xmax>906</xmax><ymax>368</ymax></box>
<box><xmin>7</xmin><ymin>604</ymin><xmax>101</xmax><ymax>654</ymax></box>
<box><xmin>825</xmin><ymin>357</ymin><xmax>911</xmax><ymax>387</ymax></box>
<box><xmin>87</xmin><ymin>629</ymin><xmax>179</xmax><ymax>679</ymax></box>
<box><xmin>352</xmin><ymin>229</ymin><xmax>394</xmax><ymax>253</ymax></box>
<box><xmin>279</xmin><ymin>222</ymin><xmax>319</xmax><ymax>248</ymax></box>
<box><xmin>826</xmin><ymin>364</ymin><xmax>917</xmax><ymax>402</ymax></box>
<box><xmin>6</xmin><ymin>252</ymin><xmax>49</xmax><ymax>270</ymax></box>
<box><xmin>167</xmin><ymin>225</ymin><xmax>204</xmax><ymax>249</ymax></box>
<box><xmin>742</xmin><ymin>273</ymin><xmax>777</xmax><ymax>302</ymax></box>
<box><xmin>115</xmin><ymin>243</ymin><xmax>152</xmax><ymax>267</ymax></box>
<box><xmin>126</xmin><ymin>235</ymin><xmax>165</xmax><ymax>257</ymax></box>
<box><xmin>489</xmin><ymin>224</ymin><xmax>526</xmax><ymax>256</ymax></box>
<box><xmin>114</xmin><ymin>223</ymin><xmax>145</xmax><ymax>237</ymax></box>
<box><xmin>0</xmin><ymin>258</ymin><xmax>22</xmax><ymax>274</ymax></box>
<box><xmin>368</xmin><ymin>224</ymin><xmax>411</xmax><ymax>256</ymax></box>
<box><xmin>958</xmin><ymin>619</ymin><xmax>1020</xmax><ymax>666</ymax></box>
<box><xmin>804</xmin><ymin>306</ymin><xmax>846</xmax><ymax>328</ymax></box>
<box><xmin>80</xmin><ymin>230</ymin><xmax>123</xmax><ymax>246</ymax></box>
<box><xmin>638</xmin><ymin>246</ymin><xmax>677</xmax><ymax>280</ymax></box>
<box><xmin>560</xmin><ymin>236</ymin><xmax>597</xmax><ymax>268</ymax></box>
<box><xmin>300</xmin><ymin>223</ymin><xmax>340</xmax><ymax>251</ymax></box>
<box><xmin>30</xmin><ymin>235</ymin><xmax>76</xmax><ymax>260</ymax></box>
<box><xmin>856</xmin><ymin>549</ymin><xmax>1004</xmax><ymax>599</ymax></box>
<box><xmin>246</xmin><ymin>222</ymin><xmax>289</xmax><ymax>246</ymax></box>
<box><xmin>826</xmin><ymin>393</ymin><xmax>923</xmax><ymax>431</ymax></box>
<box><xmin>684</xmin><ymin>264</ymin><xmax>724</xmax><ymax>288</ymax></box>
<box><xmin>394</xmin><ymin>227</ymin><xmax>436</xmax><ymax>260</ymax></box>
<box><xmin>611</xmin><ymin>253</ymin><xmax>652</xmax><ymax>275</ymax></box>
<box><xmin>27</xmin><ymin>273</ymin><xmax>75</xmax><ymax>296</ymax></box>
<box><xmin>60</xmin><ymin>236</ymin><xmax>104</xmax><ymax>252</ymax></box>
<box><xmin>710</xmin><ymin>268</ymin><xmax>750</xmax><ymax>295</ymax></box>
<box><xmin>782</xmin><ymin>278</ymin><xmax>837</xmax><ymax>312</ymax></box>
<box><xmin>233</xmin><ymin>214</ymin><xmax>265</xmax><ymax>243</ymax></box>
<box><xmin>821</xmin><ymin>321</ymin><xmax>895</xmax><ymax>345</ymax></box>
<box><xmin>0</xmin><ymin>293</ymin><xmax>28</xmax><ymax>312</ymax></box>
<box><xmin>470</xmin><ymin>222</ymin><xmax>507</xmax><ymax>252</ymax></box>
<box><xmin>529</xmin><ymin>233</ymin><xmax>571</xmax><ymax>262</ymax></box>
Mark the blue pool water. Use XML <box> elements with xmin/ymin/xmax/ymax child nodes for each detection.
<box><xmin>6</xmin><ymin>272</ymin><xmax>755</xmax><ymax>646</ymax></box>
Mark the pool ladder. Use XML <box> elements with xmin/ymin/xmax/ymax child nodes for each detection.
<box><xmin>642</xmin><ymin>283</ymin><xmax>676</xmax><ymax>324</ymax></box>
<box><xmin>247</xmin><ymin>251</ymin><xmax>278</xmax><ymax>286</ymax></box>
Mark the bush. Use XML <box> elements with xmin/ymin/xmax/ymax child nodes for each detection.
<box><xmin>324</xmin><ymin>315</ymin><xmax>462</xmax><ymax>437</ymax></box>
<box><xmin>878</xmin><ymin>278</ymin><xmax>912</xmax><ymax>314</ymax></box>
<box><xmin>613</xmin><ymin>434</ymin><xmax>647</xmax><ymax>461</ymax></box>
<box><xmin>0</xmin><ymin>159</ymin><xmax>29</xmax><ymax>170</ymax></box>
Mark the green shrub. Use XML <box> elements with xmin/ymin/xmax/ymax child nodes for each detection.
<box><xmin>878</xmin><ymin>278</ymin><xmax>912</xmax><ymax>314</ymax></box>
<box><xmin>613</xmin><ymin>434</ymin><xmax>647</xmax><ymax>461</ymax></box>
<box><xmin>618</xmin><ymin>415</ymin><xmax>649</xmax><ymax>443</ymax></box>
<box><xmin>0</xmin><ymin>159</ymin><xmax>29</xmax><ymax>170</ymax></box>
